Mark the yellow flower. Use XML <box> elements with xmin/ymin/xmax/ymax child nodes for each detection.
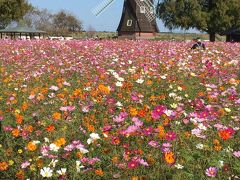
<box><xmin>8</xmin><ymin>160</ymin><xmax>14</xmax><ymax>166</ymax></box>
<box><xmin>224</xmin><ymin>108</ymin><xmax>231</xmax><ymax>113</ymax></box>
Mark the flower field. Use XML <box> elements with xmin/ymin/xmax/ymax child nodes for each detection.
<box><xmin>0</xmin><ymin>39</ymin><xmax>239</xmax><ymax>179</ymax></box>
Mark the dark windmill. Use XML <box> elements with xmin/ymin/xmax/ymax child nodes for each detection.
<box><xmin>92</xmin><ymin>0</ymin><xmax>159</xmax><ymax>39</ymax></box>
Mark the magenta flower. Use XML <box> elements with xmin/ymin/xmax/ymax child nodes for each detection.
<box><xmin>165</xmin><ymin>131</ymin><xmax>177</xmax><ymax>141</ymax></box>
<box><xmin>128</xmin><ymin>160</ymin><xmax>139</xmax><ymax>169</ymax></box>
<box><xmin>151</xmin><ymin>105</ymin><xmax>166</xmax><ymax>120</ymax></box>
<box><xmin>143</xmin><ymin>126</ymin><xmax>154</xmax><ymax>136</ymax></box>
<box><xmin>205</xmin><ymin>167</ymin><xmax>217</xmax><ymax>177</ymax></box>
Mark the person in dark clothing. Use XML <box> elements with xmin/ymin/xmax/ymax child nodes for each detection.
<box><xmin>191</xmin><ymin>38</ymin><xmax>206</xmax><ymax>50</ymax></box>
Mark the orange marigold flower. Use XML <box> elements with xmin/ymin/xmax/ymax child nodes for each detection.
<box><xmin>164</xmin><ymin>152</ymin><xmax>175</xmax><ymax>165</ymax></box>
<box><xmin>87</xmin><ymin>124</ymin><xmax>95</xmax><ymax>132</ymax></box>
<box><xmin>21</xmin><ymin>102</ymin><xmax>28</xmax><ymax>111</ymax></box>
<box><xmin>95</xmin><ymin>169</ymin><xmax>104</xmax><ymax>176</ymax></box>
<box><xmin>12</xmin><ymin>129</ymin><xmax>20</xmax><ymax>137</ymax></box>
<box><xmin>129</xmin><ymin>107</ymin><xmax>138</xmax><ymax>116</ymax></box>
<box><xmin>15</xmin><ymin>114</ymin><xmax>23</xmax><ymax>125</ymax></box>
<box><xmin>52</xmin><ymin>112</ymin><xmax>61</xmax><ymax>121</ymax></box>
<box><xmin>54</xmin><ymin>138</ymin><xmax>66</xmax><ymax>147</ymax></box>
<box><xmin>132</xmin><ymin>176</ymin><xmax>138</xmax><ymax>180</ymax></box>
<box><xmin>98</xmin><ymin>84</ymin><xmax>110</xmax><ymax>95</ymax></box>
<box><xmin>213</xmin><ymin>139</ymin><xmax>220</xmax><ymax>145</ymax></box>
<box><xmin>24</xmin><ymin>125</ymin><xmax>34</xmax><ymax>133</ymax></box>
<box><xmin>16</xmin><ymin>170</ymin><xmax>24</xmax><ymax>180</ymax></box>
<box><xmin>0</xmin><ymin>162</ymin><xmax>9</xmax><ymax>171</ymax></box>
<box><xmin>27</xmin><ymin>142</ymin><xmax>37</xmax><ymax>151</ymax></box>
<box><xmin>46</xmin><ymin>125</ymin><xmax>55</xmax><ymax>132</ymax></box>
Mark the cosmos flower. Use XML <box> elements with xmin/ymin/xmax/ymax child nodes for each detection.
<box><xmin>205</xmin><ymin>167</ymin><xmax>217</xmax><ymax>177</ymax></box>
<box><xmin>40</xmin><ymin>167</ymin><xmax>53</xmax><ymax>178</ymax></box>
<box><xmin>151</xmin><ymin>105</ymin><xmax>166</xmax><ymax>120</ymax></box>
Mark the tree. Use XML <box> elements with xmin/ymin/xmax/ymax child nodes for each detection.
<box><xmin>157</xmin><ymin>0</ymin><xmax>240</xmax><ymax>41</ymax></box>
<box><xmin>52</xmin><ymin>10</ymin><xmax>83</xmax><ymax>35</ymax></box>
<box><xmin>0</xmin><ymin>0</ymin><xmax>33</xmax><ymax>29</ymax></box>
<box><xmin>24</xmin><ymin>8</ymin><xmax>54</xmax><ymax>32</ymax></box>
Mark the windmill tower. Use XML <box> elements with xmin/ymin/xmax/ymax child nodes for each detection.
<box><xmin>92</xmin><ymin>0</ymin><xmax>159</xmax><ymax>40</ymax></box>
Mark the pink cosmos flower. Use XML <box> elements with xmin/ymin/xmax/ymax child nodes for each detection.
<box><xmin>49</xmin><ymin>85</ymin><xmax>59</xmax><ymax>91</ymax></box>
<box><xmin>233</xmin><ymin>151</ymin><xmax>240</xmax><ymax>158</ymax></box>
<box><xmin>132</xmin><ymin>117</ymin><xmax>143</xmax><ymax>127</ymax></box>
<box><xmin>165</xmin><ymin>131</ymin><xmax>177</xmax><ymax>141</ymax></box>
<box><xmin>124</xmin><ymin>125</ymin><xmax>139</xmax><ymax>135</ymax></box>
<box><xmin>21</xmin><ymin>161</ymin><xmax>30</xmax><ymax>169</ymax></box>
<box><xmin>60</xmin><ymin>106</ymin><xmax>75</xmax><ymax>111</ymax></box>
<box><xmin>151</xmin><ymin>105</ymin><xmax>166</xmax><ymax>120</ymax></box>
<box><xmin>205</xmin><ymin>167</ymin><xmax>217</xmax><ymax>177</ymax></box>
<box><xmin>148</xmin><ymin>140</ymin><xmax>159</xmax><ymax>148</ymax></box>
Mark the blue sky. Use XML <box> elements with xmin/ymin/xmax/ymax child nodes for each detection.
<box><xmin>28</xmin><ymin>0</ymin><xmax>175</xmax><ymax>32</ymax></box>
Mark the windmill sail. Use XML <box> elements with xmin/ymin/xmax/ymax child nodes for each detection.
<box><xmin>92</xmin><ymin>0</ymin><xmax>115</xmax><ymax>16</ymax></box>
<box><xmin>135</xmin><ymin>0</ymin><xmax>156</xmax><ymax>22</ymax></box>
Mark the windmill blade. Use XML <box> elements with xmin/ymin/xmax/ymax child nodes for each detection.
<box><xmin>135</xmin><ymin>0</ymin><xmax>157</xmax><ymax>22</ymax></box>
<box><xmin>92</xmin><ymin>0</ymin><xmax>115</xmax><ymax>16</ymax></box>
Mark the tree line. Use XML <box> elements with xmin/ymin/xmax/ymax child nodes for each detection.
<box><xmin>0</xmin><ymin>0</ymin><xmax>83</xmax><ymax>36</ymax></box>
<box><xmin>157</xmin><ymin>0</ymin><xmax>240</xmax><ymax>41</ymax></box>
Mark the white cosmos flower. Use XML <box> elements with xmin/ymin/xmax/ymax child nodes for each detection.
<box><xmin>164</xmin><ymin>110</ymin><xmax>172</xmax><ymax>117</ymax></box>
<box><xmin>87</xmin><ymin>133</ymin><xmax>101</xmax><ymax>144</ymax></box>
<box><xmin>57</xmin><ymin>168</ymin><xmax>67</xmax><ymax>175</ymax></box>
<box><xmin>116</xmin><ymin>81</ymin><xmax>123</xmax><ymax>87</ymax></box>
<box><xmin>78</xmin><ymin>147</ymin><xmax>89</xmax><ymax>154</ymax></box>
<box><xmin>196</xmin><ymin>143</ymin><xmax>204</xmax><ymax>149</ymax></box>
<box><xmin>44</xmin><ymin>137</ymin><xmax>49</xmax><ymax>143</ymax></box>
<box><xmin>169</xmin><ymin>93</ymin><xmax>177</xmax><ymax>97</ymax></box>
<box><xmin>136</xmin><ymin>78</ymin><xmax>144</xmax><ymax>84</ymax></box>
<box><xmin>87</xmin><ymin>138</ymin><xmax>93</xmax><ymax>145</ymax></box>
<box><xmin>76</xmin><ymin>161</ymin><xmax>84</xmax><ymax>172</ymax></box>
<box><xmin>32</xmin><ymin>140</ymin><xmax>40</xmax><ymax>144</ymax></box>
<box><xmin>90</xmin><ymin>133</ymin><xmax>100</xmax><ymax>140</ymax></box>
<box><xmin>49</xmin><ymin>143</ymin><xmax>60</xmax><ymax>152</ymax></box>
<box><xmin>160</xmin><ymin>75</ymin><xmax>167</xmax><ymax>79</ymax></box>
<box><xmin>117</xmin><ymin>77</ymin><xmax>124</xmax><ymax>82</ymax></box>
<box><xmin>40</xmin><ymin>167</ymin><xmax>53</xmax><ymax>178</ymax></box>
<box><xmin>175</xmin><ymin>164</ymin><xmax>184</xmax><ymax>169</ymax></box>
<box><xmin>116</xmin><ymin>101</ymin><xmax>123</xmax><ymax>107</ymax></box>
<box><xmin>198</xmin><ymin>123</ymin><xmax>207</xmax><ymax>131</ymax></box>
